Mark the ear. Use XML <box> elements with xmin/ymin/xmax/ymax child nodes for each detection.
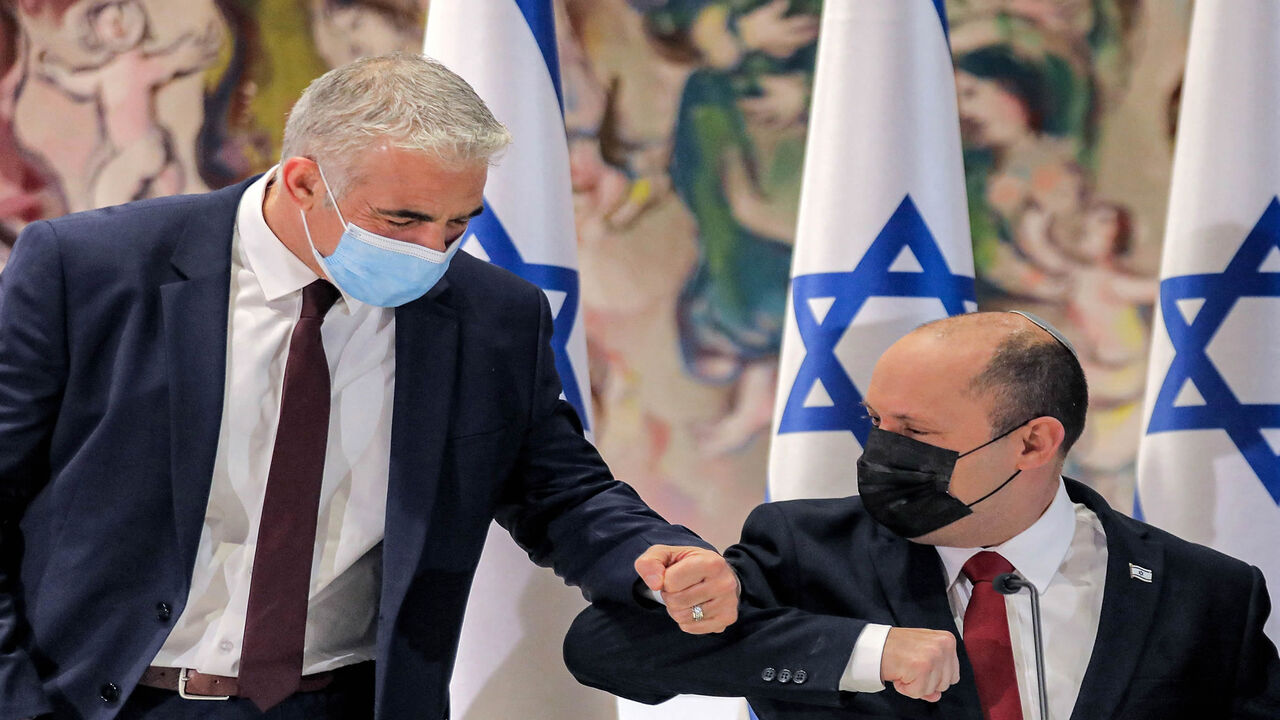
<box><xmin>278</xmin><ymin>156</ymin><xmax>325</xmax><ymax>211</ymax></box>
<box><xmin>1016</xmin><ymin>416</ymin><xmax>1065</xmax><ymax>470</ymax></box>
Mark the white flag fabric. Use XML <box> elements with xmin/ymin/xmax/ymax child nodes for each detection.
<box><xmin>1136</xmin><ymin>0</ymin><xmax>1280</xmax><ymax>643</ymax></box>
<box><xmin>424</xmin><ymin>3</ymin><xmax>608</xmax><ymax>718</ymax></box>
<box><xmin>767</xmin><ymin>0</ymin><xmax>976</xmax><ymax>502</ymax></box>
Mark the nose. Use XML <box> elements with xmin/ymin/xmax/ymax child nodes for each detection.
<box><xmin>407</xmin><ymin>223</ymin><xmax>449</xmax><ymax>253</ymax></box>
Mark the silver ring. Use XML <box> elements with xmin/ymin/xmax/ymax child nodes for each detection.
<box><xmin>691</xmin><ymin>604</ymin><xmax>705</xmax><ymax>622</ymax></box>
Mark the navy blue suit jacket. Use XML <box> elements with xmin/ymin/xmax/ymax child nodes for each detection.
<box><xmin>566</xmin><ymin>479</ymin><xmax>1280</xmax><ymax>719</ymax></box>
<box><xmin>0</xmin><ymin>178</ymin><xmax>705</xmax><ymax>720</ymax></box>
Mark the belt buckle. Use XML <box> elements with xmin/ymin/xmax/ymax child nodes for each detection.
<box><xmin>177</xmin><ymin>668</ymin><xmax>231</xmax><ymax>701</ymax></box>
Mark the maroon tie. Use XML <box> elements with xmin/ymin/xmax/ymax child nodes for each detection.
<box><xmin>239</xmin><ymin>280</ymin><xmax>340</xmax><ymax>712</ymax></box>
<box><xmin>962</xmin><ymin>551</ymin><xmax>1024</xmax><ymax>720</ymax></box>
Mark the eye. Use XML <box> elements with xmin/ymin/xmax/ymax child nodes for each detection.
<box><xmin>386</xmin><ymin>219</ymin><xmax>415</xmax><ymax>228</ymax></box>
<box><xmin>864</xmin><ymin>414</ymin><xmax>881</xmax><ymax>427</ymax></box>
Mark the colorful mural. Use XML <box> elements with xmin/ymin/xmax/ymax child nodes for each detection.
<box><xmin>0</xmin><ymin>0</ymin><xmax>1188</xmax><ymax>547</ymax></box>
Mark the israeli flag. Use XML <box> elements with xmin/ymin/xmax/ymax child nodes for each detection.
<box><xmin>425</xmin><ymin>0</ymin><xmax>591</xmax><ymax>432</ymax></box>
<box><xmin>767</xmin><ymin>0</ymin><xmax>976</xmax><ymax>501</ymax></box>
<box><xmin>425</xmin><ymin>4</ymin><xmax>606</xmax><ymax>718</ymax></box>
<box><xmin>1136</xmin><ymin>0</ymin><xmax>1280</xmax><ymax>643</ymax></box>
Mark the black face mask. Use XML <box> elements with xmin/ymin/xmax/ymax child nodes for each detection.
<box><xmin>855</xmin><ymin>420</ymin><xmax>1030</xmax><ymax>539</ymax></box>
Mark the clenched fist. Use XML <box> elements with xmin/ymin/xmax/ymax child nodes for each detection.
<box><xmin>880</xmin><ymin>627</ymin><xmax>960</xmax><ymax>701</ymax></box>
<box><xmin>634</xmin><ymin>545</ymin><xmax>740</xmax><ymax>634</ymax></box>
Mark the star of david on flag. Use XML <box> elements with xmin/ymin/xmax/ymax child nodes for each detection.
<box><xmin>766</xmin><ymin>0</ymin><xmax>976</xmax><ymax>502</ymax></box>
<box><xmin>1146</xmin><ymin>198</ymin><xmax>1280</xmax><ymax>505</ymax></box>
<box><xmin>463</xmin><ymin>203</ymin><xmax>588</xmax><ymax>427</ymax></box>
<box><xmin>778</xmin><ymin>196</ymin><xmax>975</xmax><ymax>446</ymax></box>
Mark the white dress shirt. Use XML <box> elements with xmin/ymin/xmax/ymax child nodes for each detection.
<box><xmin>153</xmin><ymin>169</ymin><xmax>396</xmax><ymax>675</ymax></box>
<box><xmin>843</xmin><ymin>479</ymin><xmax>1109</xmax><ymax>720</ymax></box>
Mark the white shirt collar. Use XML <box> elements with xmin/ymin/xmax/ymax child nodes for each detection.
<box><xmin>236</xmin><ymin>166</ymin><xmax>360</xmax><ymax>314</ymax></box>
<box><xmin>935</xmin><ymin>478</ymin><xmax>1074</xmax><ymax>595</ymax></box>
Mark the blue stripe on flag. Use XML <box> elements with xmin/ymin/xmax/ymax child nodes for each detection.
<box><xmin>933</xmin><ymin>0</ymin><xmax>950</xmax><ymax>40</ymax></box>
<box><xmin>513</xmin><ymin>0</ymin><xmax>564</xmax><ymax>110</ymax></box>
<box><xmin>466</xmin><ymin>200</ymin><xmax>589</xmax><ymax>430</ymax></box>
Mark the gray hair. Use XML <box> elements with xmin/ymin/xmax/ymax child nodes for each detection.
<box><xmin>281</xmin><ymin>52</ymin><xmax>511</xmax><ymax>197</ymax></box>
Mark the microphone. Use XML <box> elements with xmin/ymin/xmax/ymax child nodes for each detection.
<box><xmin>993</xmin><ymin>572</ymin><xmax>1048</xmax><ymax>720</ymax></box>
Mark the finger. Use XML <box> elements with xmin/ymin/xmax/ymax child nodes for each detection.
<box><xmin>660</xmin><ymin>551</ymin><xmax>717</xmax><ymax>594</ymax></box>
<box><xmin>633</xmin><ymin>545</ymin><xmax>675</xmax><ymax>591</ymax></box>
<box><xmin>663</xmin><ymin>593</ymin><xmax>727</xmax><ymax>621</ymax></box>
<box><xmin>662</xmin><ymin>581</ymin><xmax>732</xmax><ymax>612</ymax></box>
<box><xmin>782</xmin><ymin>17</ymin><xmax>820</xmax><ymax>33</ymax></box>
<box><xmin>673</xmin><ymin>606</ymin><xmax>734</xmax><ymax>635</ymax></box>
<box><xmin>666</xmin><ymin>596</ymin><xmax>736</xmax><ymax>634</ymax></box>
<box><xmin>663</xmin><ymin>564</ymin><xmax>739</xmax><ymax>603</ymax></box>
<box><xmin>760</xmin><ymin>0</ymin><xmax>788</xmax><ymax>15</ymax></box>
<box><xmin>665</xmin><ymin>545</ymin><xmax>737</xmax><ymax>591</ymax></box>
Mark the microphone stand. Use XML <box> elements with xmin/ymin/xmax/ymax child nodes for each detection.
<box><xmin>993</xmin><ymin>572</ymin><xmax>1048</xmax><ymax>720</ymax></box>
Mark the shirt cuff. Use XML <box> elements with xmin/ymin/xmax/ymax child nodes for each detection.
<box><xmin>839</xmin><ymin>623</ymin><xmax>891</xmax><ymax>693</ymax></box>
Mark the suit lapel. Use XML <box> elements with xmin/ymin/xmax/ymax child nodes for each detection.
<box><xmin>1068</xmin><ymin>482</ymin><xmax>1165</xmax><ymax>720</ymax></box>
<box><xmin>161</xmin><ymin>181</ymin><xmax>249</xmax><ymax>580</ymax></box>
<box><xmin>869</xmin><ymin>529</ymin><xmax>985</xmax><ymax>719</ymax></box>
<box><xmin>379</xmin><ymin>281</ymin><xmax>459</xmax><ymax>622</ymax></box>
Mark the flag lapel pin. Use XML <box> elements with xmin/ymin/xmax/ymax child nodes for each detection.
<box><xmin>1129</xmin><ymin>563</ymin><xmax>1153</xmax><ymax>583</ymax></box>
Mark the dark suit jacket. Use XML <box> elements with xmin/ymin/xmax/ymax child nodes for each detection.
<box><xmin>0</xmin><ymin>178</ymin><xmax>706</xmax><ymax>720</ymax></box>
<box><xmin>565</xmin><ymin>479</ymin><xmax>1280</xmax><ymax>719</ymax></box>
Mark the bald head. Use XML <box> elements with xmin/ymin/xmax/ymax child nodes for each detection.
<box><xmin>899</xmin><ymin>311</ymin><xmax>1088</xmax><ymax>457</ymax></box>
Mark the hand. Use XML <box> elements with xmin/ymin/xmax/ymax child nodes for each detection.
<box><xmin>880</xmin><ymin>627</ymin><xmax>960</xmax><ymax>702</ymax></box>
<box><xmin>737</xmin><ymin>0</ymin><xmax>820</xmax><ymax>59</ymax></box>
<box><xmin>634</xmin><ymin>545</ymin><xmax>740</xmax><ymax>634</ymax></box>
<box><xmin>738</xmin><ymin>73</ymin><xmax>809</xmax><ymax>130</ymax></box>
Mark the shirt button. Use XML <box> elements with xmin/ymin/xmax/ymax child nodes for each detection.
<box><xmin>155</xmin><ymin>602</ymin><xmax>172</xmax><ymax>622</ymax></box>
<box><xmin>761</xmin><ymin>667</ymin><xmax>776</xmax><ymax>682</ymax></box>
<box><xmin>100</xmin><ymin>682</ymin><xmax>121</xmax><ymax>703</ymax></box>
<box><xmin>778</xmin><ymin>668</ymin><xmax>792</xmax><ymax>683</ymax></box>
<box><xmin>219</xmin><ymin>640</ymin><xmax>234</xmax><ymax>653</ymax></box>
<box><xmin>793</xmin><ymin>669</ymin><xmax>808</xmax><ymax>685</ymax></box>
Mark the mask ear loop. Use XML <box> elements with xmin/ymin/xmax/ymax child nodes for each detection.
<box><xmin>964</xmin><ymin>469</ymin><xmax>1022</xmax><ymax>508</ymax></box>
<box><xmin>954</xmin><ymin>417</ymin><xmax>1037</xmax><ymax>508</ymax></box>
<box><xmin>957</xmin><ymin>418</ymin><xmax>1032</xmax><ymax>459</ymax></box>
<box><xmin>314</xmin><ymin>162</ymin><xmax>348</xmax><ymax>227</ymax></box>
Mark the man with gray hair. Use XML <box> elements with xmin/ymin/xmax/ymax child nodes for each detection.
<box><xmin>0</xmin><ymin>53</ymin><xmax>738</xmax><ymax>720</ymax></box>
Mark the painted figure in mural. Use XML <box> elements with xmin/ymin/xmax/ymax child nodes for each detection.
<box><xmin>31</xmin><ymin>0</ymin><xmax>221</xmax><ymax>208</ymax></box>
<box><xmin>310</xmin><ymin>0</ymin><xmax>424</xmax><ymax>70</ymax></box>
<box><xmin>644</xmin><ymin>0</ymin><xmax>819</xmax><ymax>455</ymax></box>
<box><xmin>952</xmin><ymin>43</ymin><xmax>1089</xmax><ymax>304</ymax></box>
<box><xmin>948</xmin><ymin>1</ymin><xmax>1161</xmax><ymax>507</ymax></box>
<box><xmin>0</xmin><ymin>4</ymin><xmax>63</xmax><ymax>268</ymax></box>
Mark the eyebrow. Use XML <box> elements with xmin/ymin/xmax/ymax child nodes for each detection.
<box><xmin>860</xmin><ymin>401</ymin><xmax>930</xmax><ymax>424</ymax></box>
<box><xmin>376</xmin><ymin>205</ymin><xmax>485</xmax><ymax>223</ymax></box>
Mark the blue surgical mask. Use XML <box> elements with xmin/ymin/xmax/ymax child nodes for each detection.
<box><xmin>299</xmin><ymin>164</ymin><xmax>462</xmax><ymax>307</ymax></box>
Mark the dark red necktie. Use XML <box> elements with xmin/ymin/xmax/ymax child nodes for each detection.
<box><xmin>962</xmin><ymin>551</ymin><xmax>1024</xmax><ymax>720</ymax></box>
<box><xmin>239</xmin><ymin>280</ymin><xmax>340</xmax><ymax>712</ymax></box>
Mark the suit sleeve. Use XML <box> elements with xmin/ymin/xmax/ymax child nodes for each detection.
<box><xmin>1232</xmin><ymin>566</ymin><xmax>1280</xmax><ymax>718</ymax></box>
<box><xmin>562</xmin><ymin>502</ymin><xmax>868</xmax><ymax>706</ymax></box>
<box><xmin>0</xmin><ymin>222</ymin><xmax>68</xmax><ymax>718</ymax></box>
<box><xmin>492</xmin><ymin>288</ymin><xmax>711</xmax><ymax>605</ymax></box>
